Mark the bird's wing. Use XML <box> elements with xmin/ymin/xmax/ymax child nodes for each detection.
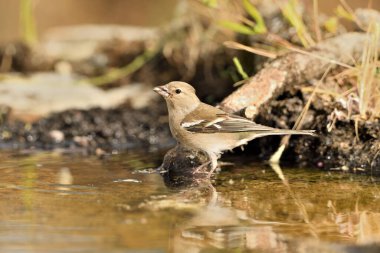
<box><xmin>181</xmin><ymin>103</ymin><xmax>276</xmax><ymax>133</ymax></box>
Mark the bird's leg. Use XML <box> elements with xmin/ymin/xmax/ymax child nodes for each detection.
<box><xmin>192</xmin><ymin>153</ymin><xmax>219</xmax><ymax>176</ymax></box>
<box><xmin>207</xmin><ymin>152</ymin><xmax>219</xmax><ymax>177</ymax></box>
<box><xmin>193</xmin><ymin>161</ymin><xmax>211</xmax><ymax>174</ymax></box>
<box><xmin>218</xmin><ymin>161</ymin><xmax>235</xmax><ymax>167</ymax></box>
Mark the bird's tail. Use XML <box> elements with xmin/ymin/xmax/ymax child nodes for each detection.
<box><xmin>275</xmin><ymin>129</ymin><xmax>315</xmax><ymax>136</ymax></box>
<box><xmin>253</xmin><ymin>129</ymin><xmax>316</xmax><ymax>138</ymax></box>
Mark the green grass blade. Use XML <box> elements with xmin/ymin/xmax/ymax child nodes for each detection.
<box><xmin>219</xmin><ymin>20</ymin><xmax>255</xmax><ymax>35</ymax></box>
<box><xmin>281</xmin><ymin>0</ymin><xmax>315</xmax><ymax>48</ymax></box>
<box><xmin>233</xmin><ymin>57</ymin><xmax>249</xmax><ymax>80</ymax></box>
<box><xmin>202</xmin><ymin>0</ymin><xmax>218</xmax><ymax>8</ymax></box>
<box><xmin>85</xmin><ymin>48</ymin><xmax>158</xmax><ymax>86</ymax></box>
<box><xmin>20</xmin><ymin>0</ymin><xmax>38</xmax><ymax>45</ymax></box>
<box><xmin>242</xmin><ymin>0</ymin><xmax>267</xmax><ymax>34</ymax></box>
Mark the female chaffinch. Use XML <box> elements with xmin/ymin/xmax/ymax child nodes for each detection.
<box><xmin>154</xmin><ymin>81</ymin><xmax>315</xmax><ymax>174</ymax></box>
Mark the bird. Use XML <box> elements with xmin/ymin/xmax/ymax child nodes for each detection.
<box><xmin>154</xmin><ymin>81</ymin><xmax>315</xmax><ymax>175</ymax></box>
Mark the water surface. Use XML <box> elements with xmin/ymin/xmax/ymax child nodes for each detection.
<box><xmin>0</xmin><ymin>151</ymin><xmax>379</xmax><ymax>253</ymax></box>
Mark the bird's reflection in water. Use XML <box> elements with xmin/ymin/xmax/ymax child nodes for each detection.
<box><xmin>158</xmin><ymin>146</ymin><xmax>290</xmax><ymax>252</ymax></box>
<box><xmin>162</xmin><ymin>181</ymin><xmax>290</xmax><ymax>252</ymax></box>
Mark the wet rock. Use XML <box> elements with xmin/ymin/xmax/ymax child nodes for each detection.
<box><xmin>160</xmin><ymin>145</ymin><xmax>211</xmax><ymax>188</ymax></box>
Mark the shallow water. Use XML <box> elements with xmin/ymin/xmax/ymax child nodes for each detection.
<box><xmin>0</xmin><ymin>151</ymin><xmax>379</xmax><ymax>253</ymax></box>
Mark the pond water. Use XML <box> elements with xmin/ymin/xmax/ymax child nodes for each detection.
<box><xmin>0</xmin><ymin>150</ymin><xmax>379</xmax><ymax>253</ymax></box>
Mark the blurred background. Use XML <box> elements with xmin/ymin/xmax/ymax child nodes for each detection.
<box><xmin>0</xmin><ymin>0</ymin><xmax>177</xmax><ymax>42</ymax></box>
<box><xmin>0</xmin><ymin>0</ymin><xmax>379</xmax><ymax>43</ymax></box>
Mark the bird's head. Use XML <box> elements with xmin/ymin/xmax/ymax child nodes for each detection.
<box><xmin>154</xmin><ymin>81</ymin><xmax>200</xmax><ymax>115</ymax></box>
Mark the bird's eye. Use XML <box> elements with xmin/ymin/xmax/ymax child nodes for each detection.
<box><xmin>175</xmin><ymin>89</ymin><xmax>182</xmax><ymax>94</ymax></box>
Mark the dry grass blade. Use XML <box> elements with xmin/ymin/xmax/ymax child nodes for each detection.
<box><xmin>313</xmin><ymin>0</ymin><xmax>322</xmax><ymax>42</ymax></box>
<box><xmin>270</xmin><ymin>65</ymin><xmax>333</xmax><ymax>164</ymax></box>
<box><xmin>268</xmin><ymin>68</ymin><xmax>333</xmax><ymax>239</ymax></box>
<box><xmin>268</xmin><ymin>163</ymin><xmax>319</xmax><ymax>238</ymax></box>
<box><xmin>265</xmin><ymin>163</ymin><xmax>285</xmax><ymax>199</ymax></box>
<box><xmin>267</xmin><ymin>33</ymin><xmax>355</xmax><ymax>69</ymax></box>
<box><xmin>357</xmin><ymin>22</ymin><xmax>380</xmax><ymax>119</ymax></box>
<box><xmin>276</xmin><ymin>40</ymin><xmax>354</xmax><ymax>69</ymax></box>
<box><xmin>339</xmin><ymin>0</ymin><xmax>365</xmax><ymax>30</ymax></box>
<box><xmin>224</xmin><ymin>41</ymin><xmax>277</xmax><ymax>59</ymax></box>
<box><xmin>268</xmin><ymin>139</ymin><xmax>288</xmax><ymax>165</ymax></box>
<box><xmin>301</xmin><ymin>87</ymin><xmax>341</xmax><ymax>97</ymax></box>
<box><xmin>281</xmin><ymin>0</ymin><xmax>315</xmax><ymax>48</ymax></box>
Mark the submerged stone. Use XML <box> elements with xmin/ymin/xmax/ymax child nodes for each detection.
<box><xmin>159</xmin><ymin>145</ymin><xmax>211</xmax><ymax>188</ymax></box>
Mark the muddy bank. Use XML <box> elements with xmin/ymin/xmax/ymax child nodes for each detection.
<box><xmin>248</xmin><ymin>93</ymin><xmax>380</xmax><ymax>176</ymax></box>
<box><xmin>0</xmin><ymin>100</ymin><xmax>173</xmax><ymax>152</ymax></box>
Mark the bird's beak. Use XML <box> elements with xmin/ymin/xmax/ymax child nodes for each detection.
<box><xmin>153</xmin><ymin>85</ymin><xmax>170</xmax><ymax>98</ymax></box>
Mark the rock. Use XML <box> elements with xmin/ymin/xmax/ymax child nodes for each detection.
<box><xmin>49</xmin><ymin>130</ymin><xmax>64</xmax><ymax>143</ymax></box>
<box><xmin>0</xmin><ymin>72</ymin><xmax>155</xmax><ymax>121</ymax></box>
<box><xmin>159</xmin><ymin>145</ymin><xmax>211</xmax><ymax>188</ymax></box>
<box><xmin>355</xmin><ymin>8</ymin><xmax>380</xmax><ymax>30</ymax></box>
